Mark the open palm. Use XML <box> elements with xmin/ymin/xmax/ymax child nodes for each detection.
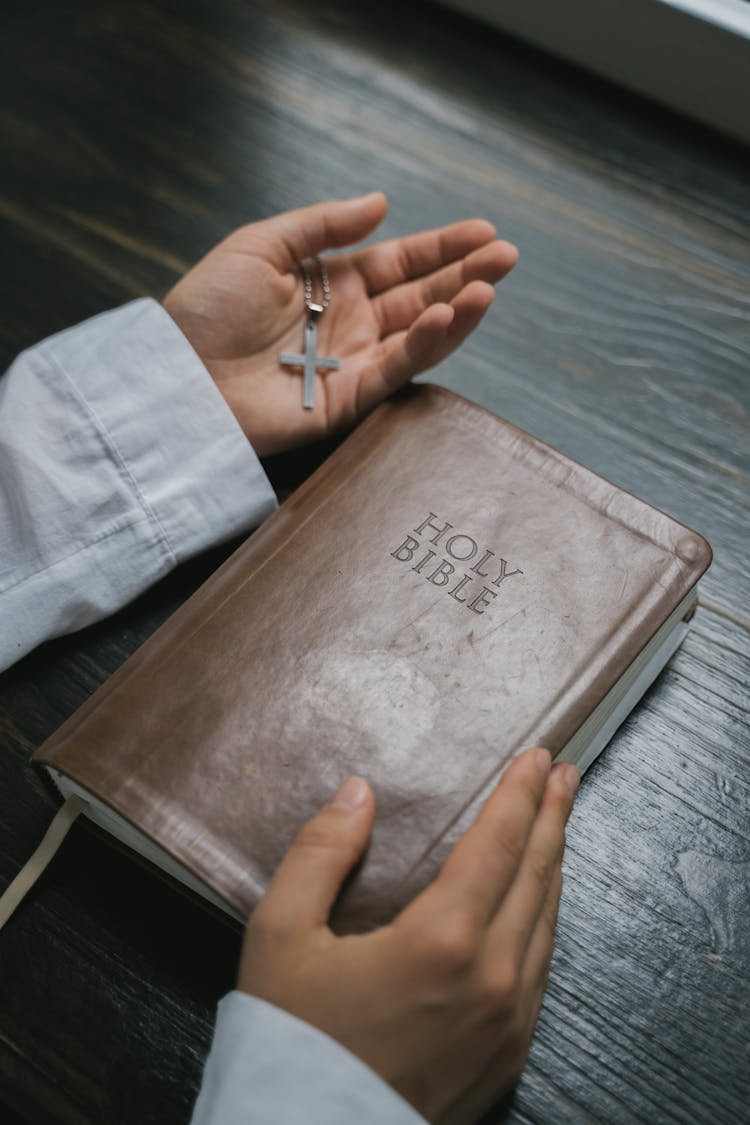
<box><xmin>163</xmin><ymin>193</ymin><xmax>518</xmax><ymax>457</ymax></box>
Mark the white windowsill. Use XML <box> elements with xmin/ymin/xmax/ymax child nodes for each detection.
<box><xmin>435</xmin><ymin>0</ymin><xmax>750</xmax><ymax>146</ymax></box>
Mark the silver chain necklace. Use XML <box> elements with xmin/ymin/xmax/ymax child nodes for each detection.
<box><xmin>302</xmin><ymin>255</ymin><xmax>331</xmax><ymax>312</ymax></box>
<box><xmin>279</xmin><ymin>256</ymin><xmax>340</xmax><ymax>410</ymax></box>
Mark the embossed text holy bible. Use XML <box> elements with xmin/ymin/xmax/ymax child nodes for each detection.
<box><xmin>31</xmin><ymin>385</ymin><xmax>712</xmax><ymax>932</ymax></box>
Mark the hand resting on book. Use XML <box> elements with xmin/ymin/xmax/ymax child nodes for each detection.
<box><xmin>162</xmin><ymin>191</ymin><xmax>518</xmax><ymax>456</ymax></box>
<box><xmin>239</xmin><ymin>746</ymin><xmax>580</xmax><ymax>1124</ymax></box>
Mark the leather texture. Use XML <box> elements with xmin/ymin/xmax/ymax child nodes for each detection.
<box><xmin>33</xmin><ymin>385</ymin><xmax>712</xmax><ymax>932</ymax></box>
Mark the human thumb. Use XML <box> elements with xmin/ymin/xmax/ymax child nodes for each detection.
<box><xmin>257</xmin><ymin>777</ymin><xmax>376</xmax><ymax>934</ymax></box>
<box><xmin>264</xmin><ymin>193</ymin><xmax>388</xmax><ymax>268</ymax></box>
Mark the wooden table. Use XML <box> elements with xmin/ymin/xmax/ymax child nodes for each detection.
<box><xmin>1</xmin><ymin>1</ymin><xmax>748</xmax><ymax>1121</ymax></box>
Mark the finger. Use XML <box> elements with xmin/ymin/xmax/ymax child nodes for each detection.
<box><xmin>372</xmin><ymin>239</ymin><xmax>518</xmax><ymax>336</ymax></box>
<box><xmin>408</xmin><ymin>747</ymin><xmax>553</xmax><ymax>930</ymax></box>
<box><xmin>257</xmin><ymin>193</ymin><xmax>388</xmax><ymax>270</ymax></box>
<box><xmin>439</xmin><ymin>870</ymin><xmax>563</xmax><ymax>1125</ymax></box>
<box><xmin>376</xmin><ymin>300</ymin><xmax>456</xmax><ymax>389</ymax></box>
<box><xmin>489</xmin><ymin>763</ymin><xmax>578</xmax><ymax>964</ymax></box>
<box><xmin>371</xmin><ymin>279</ymin><xmax>493</xmax><ymax>398</ymax></box>
<box><xmin>355</xmin><ymin>218</ymin><xmax>499</xmax><ymax>295</ymax></box>
<box><xmin>426</xmin><ymin>277</ymin><xmax>496</xmax><ymax>360</ymax></box>
<box><xmin>257</xmin><ymin>777</ymin><xmax>375</xmax><ymax>934</ymax></box>
<box><xmin>438</xmin><ymin>870</ymin><xmax>562</xmax><ymax>1125</ymax></box>
<box><xmin>520</xmin><ymin>865</ymin><xmax>563</xmax><ymax>998</ymax></box>
<box><xmin>348</xmin><ymin>301</ymin><xmax>455</xmax><ymax>421</ymax></box>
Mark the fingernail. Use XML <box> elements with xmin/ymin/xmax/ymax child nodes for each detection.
<box><xmin>561</xmin><ymin>764</ymin><xmax>581</xmax><ymax>794</ymax></box>
<box><xmin>535</xmin><ymin>747</ymin><xmax>552</xmax><ymax>779</ymax></box>
<box><xmin>330</xmin><ymin>776</ymin><xmax>369</xmax><ymax>810</ymax></box>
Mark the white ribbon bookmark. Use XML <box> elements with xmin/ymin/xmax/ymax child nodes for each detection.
<box><xmin>0</xmin><ymin>794</ymin><xmax>87</xmax><ymax>930</ymax></box>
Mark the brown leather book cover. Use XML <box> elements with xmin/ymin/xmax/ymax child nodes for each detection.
<box><xmin>32</xmin><ymin>384</ymin><xmax>711</xmax><ymax>931</ymax></box>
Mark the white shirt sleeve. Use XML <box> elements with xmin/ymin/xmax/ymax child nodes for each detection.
<box><xmin>0</xmin><ymin>299</ymin><xmax>427</xmax><ymax>1123</ymax></box>
<box><xmin>0</xmin><ymin>297</ymin><xmax>277</xmax><ymax>671</ymax></box>
<box><xmin>191</xmin><ymin>992</ymin><xmax>425</xmax><ymax>1125</ymax></box>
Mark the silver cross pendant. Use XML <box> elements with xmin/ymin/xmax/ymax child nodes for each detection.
<box><xmin>279</xmin><ymin>304</ymin><xmax>339</xmax><ymax>409</ymax></box>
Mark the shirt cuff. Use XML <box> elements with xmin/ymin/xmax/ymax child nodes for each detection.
<box><xmin>38</xmin><ymin>297</ymin><xmax>277</xmax><ymax>564</ymax></box>
<box><xmin>191</xmin><ymin>992</ymin><xmax>427</xmax><ymax>1125</ymax></box>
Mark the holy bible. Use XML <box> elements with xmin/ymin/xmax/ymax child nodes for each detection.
<box><xmin>30</xmin><ymin>384</ymin><xmax>711</xmax><ymax>932</ymax></box>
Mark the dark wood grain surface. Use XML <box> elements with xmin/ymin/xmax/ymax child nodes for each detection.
<box><xmin>1</xmin><ymin>1</ymin><xmax>748</xmax><ymax>1122</ymax></box>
